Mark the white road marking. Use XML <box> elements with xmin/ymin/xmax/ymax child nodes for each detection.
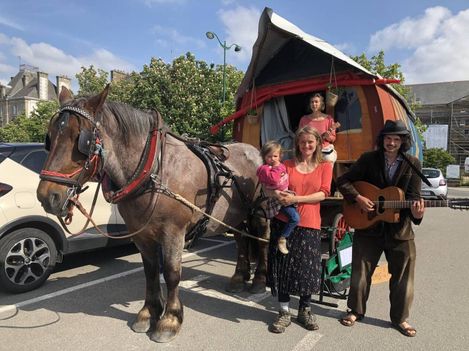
<box><xmin>179</xmin><ymin>274</ymin><xmax>271</xmax><ymax>306</ymax></box>
<box><xmin>0</xmin><ymin>240</ymin><xmax>235</xmax><ymax>315</ymax></box>
<box><xmin>291</xmin><ymin>332</ymin><xmax>323</xmax><ymax>351</ymax></box>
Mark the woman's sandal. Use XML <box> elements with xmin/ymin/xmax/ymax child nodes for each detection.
<box><xmin>339</xmin><ymin>312</ymin><xmax>363</xmax><ymax>327</ymax></box>
<box><xmin>392</xmin><ymin>322</ymin><xmax>417</xmax><ymax>337</ymax></box>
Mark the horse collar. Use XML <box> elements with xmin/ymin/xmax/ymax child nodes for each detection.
<box><xmin>103</xmin><ymin>127</ymin><xmax>163</xmax><ymax>204</ymax></box>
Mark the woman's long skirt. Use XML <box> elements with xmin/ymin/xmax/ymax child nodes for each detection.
<box><xmin>267</xmin><ymin>218</ymin><xmax>322</xmax><ymax>297</ymax></box>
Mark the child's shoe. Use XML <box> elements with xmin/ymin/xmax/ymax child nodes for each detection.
<box><xmin>278</xmin><ymin>237</ymin><xmax>289</xmax><ymax>254</ymax></box>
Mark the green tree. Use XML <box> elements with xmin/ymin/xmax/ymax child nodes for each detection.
<box><xmin>0</xmin><ymin>100</ymin><xmax>58</xmax><ymax>142</ymax></box>
<box><xmin>75</xmin><ymin>65</ymin><xmax>109</xmax><ymax>96</ymax></box>
<box><xmin>423</xmin><ymin>148</ymin><xmax>456</xmax><ymax>176</ymax></box>
<box><xmin>74</xmin><ymin>54</ymin><xmax>243</xmax><ymax>141</ymax></box>
<box><xmin>351</xmin><ymin>50</ymin><xmax>426</xmax><ymax>138</ymax></box>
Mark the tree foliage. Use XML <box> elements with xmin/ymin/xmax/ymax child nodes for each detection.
<box><xmin>351</xmin><ymin>50</ymin><xmax>426</xmax><ymax>138</ymax></box>
<box><xmin>76</xmin><ymin>53</ymin><xmax>244</xmax><ymax>141</ymax></box>
<box><xmin>423</xmin><ymin>148</ymin><xmax>456</xmax><ymax>176</ymax></box>
<box><xmin>75</xmin><ymin>65</ymin><xmax>109</xmax><ymax>96</ymax></box>
<box><xmin>0</xmin><ymin>100</ymin><xmax>58</xmax><ymax>142</ymax></box>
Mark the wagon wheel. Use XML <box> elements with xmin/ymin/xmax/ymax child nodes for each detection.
<box><xmin>330</xmin><ymin>212</ymin><xmax>351</xmax><ymax>253</ymax></box>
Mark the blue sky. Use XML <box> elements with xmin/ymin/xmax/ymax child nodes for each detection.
<box><xmin>1</xmin><ymin>0</ymin><xmax>469</xmax><ymax>90</ymax></box>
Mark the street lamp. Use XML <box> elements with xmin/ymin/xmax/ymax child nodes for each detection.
<box><xmin>206</xmin><ymin>31</ymin><xmax>241</xmax><ymax>104</ymax></box>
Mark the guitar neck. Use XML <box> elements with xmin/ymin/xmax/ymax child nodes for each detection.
<box><xmin>378</xmin><ymin>199</ymin><xmax>449</xmax><ymax>209</ymax></box>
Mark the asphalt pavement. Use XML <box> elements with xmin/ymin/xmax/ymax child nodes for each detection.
<box><xmin>1</xmin><ymin>206</ymin><xmax>468</xmax><ymax>350</ymax></box>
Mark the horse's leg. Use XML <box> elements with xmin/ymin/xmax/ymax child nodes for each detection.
<box><xmin>151</xmin><ymin>226</ymin><xmax>184</xmax><ymax>343</ymax></box>
<box><xmin>226</xmin><ymin>232</ymin><xmax>251</xmax><ymax>293</ymax></box>
<box><xmin>250</xmin><ymin>212</ymin><xmax>271</xmax><ymax>294</ymax></box>
<box><xmin>131</xmin><ymin>240</ymin><xmax>164</xmax><ymax>333</ymax></box>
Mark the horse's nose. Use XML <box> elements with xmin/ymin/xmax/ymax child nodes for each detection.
<box><xmin>38</xmin><ymin>188</ymin><xmax>64</xmax><ymax>215</ymax></box>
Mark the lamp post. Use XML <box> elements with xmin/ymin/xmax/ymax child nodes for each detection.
<box><xmin>206</xmin><ymin>31</ymin><xmax>241</xmax><ymax>104</ymax></box>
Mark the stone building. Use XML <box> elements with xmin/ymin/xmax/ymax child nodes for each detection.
<box><xmin>407</xmin><ymin>81</ymin><xmax>469</xmax><ymax>169</ymax></box>
<box><xmin>0</xmin><ymin>64</ymin><xmax>71</xmax><ymax>127</ymax></box>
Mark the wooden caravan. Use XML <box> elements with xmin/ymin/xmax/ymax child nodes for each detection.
<box><xmin>210</xmin><ymin>7</ymin><xmax>422</xmax><ymax>166</ymax></box>
<box><xmin>210</xmin><ymin>7</ymin><xmax>423</xmax><ymax>237</ymax></box>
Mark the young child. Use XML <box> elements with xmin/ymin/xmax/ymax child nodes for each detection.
<box><xmin>256</xmin><ymin>140</ymin><xmax>300</xmax><ymax>254</ymax></box>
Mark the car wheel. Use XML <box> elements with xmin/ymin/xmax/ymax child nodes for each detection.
<box><xmin>0</xmin><ymin>228</ymin><xmax>57</xmax><ymax>293</ymax></box>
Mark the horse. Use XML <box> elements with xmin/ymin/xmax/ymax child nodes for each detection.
<box><xmin>36</xmin><ymin>85</ymin><xmax>270</xmax><ymax>343</ymax></box>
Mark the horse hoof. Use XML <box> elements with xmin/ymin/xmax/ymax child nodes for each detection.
<box><xmin>131</xmin><ymin>320</ymin><xmax>151</xmax><ymax>333</ymax></box>
<box><xmin>150</xmin><ymin>317</ymin><xmax>181</xmax><ymax>343</ymax></box>
<box><xmin>225</xmin><ymin>281</ymin><xmax>246</xmax><ymax>293</ymax></box>
<box><xmin>150</xmin><ymin>330</ymin><xmax>178</xmax><ymax>343</ymax></box>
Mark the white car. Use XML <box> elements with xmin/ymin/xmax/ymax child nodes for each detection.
<box><xmin>0</xmin><ymin>142</ymin><xmax>128</xmax><ymax>293</ymax></box>
<box><xmin>421</xmin><ymin>167</ymin><xmax>448</xmax><ymax>199</ymax></box>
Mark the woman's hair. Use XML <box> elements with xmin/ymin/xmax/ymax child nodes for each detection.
<box><xmin>294</xmin><ymin>125</ymin><xmax>323</xmax><ymax>163</ymax></box>
<box><xmin>376</xmin><ymin>133</ymin><xmax>413</xmax><ymax>153</ymax></box>
<box><xmin>306</xmin><ymin>92</ymin><xmax>325</xmax><ymax>113</ymax></box>
<box><xmin>260</xmin><ymin>140</ymin><xmax>282</xmax><ymax>162</ymax></box>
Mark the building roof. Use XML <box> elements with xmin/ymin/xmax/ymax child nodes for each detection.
<box><xmin>3</xmin><ymin>68</ymin><xmax>58</xmax><ymax>101</ymax></box>
<box><xmin>407</xmin><ymin>81</ymin><xmax>469</xmax><ymax>105</ymax></box>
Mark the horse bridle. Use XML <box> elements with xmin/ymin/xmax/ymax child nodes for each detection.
<box><xmin>41</xmin><ymin>106</ymin><xmax>104</xmax><ymax>204</ymax></box>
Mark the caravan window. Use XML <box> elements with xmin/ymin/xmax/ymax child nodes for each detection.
<box><xmin>334</xmin><ymin>88</ymin><xmax>362</xmax><ymax>132</ymax></box>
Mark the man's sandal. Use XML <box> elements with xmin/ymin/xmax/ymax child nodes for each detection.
<box><xmin>392</xmin><ymin>322</ymin><xmax>417</xmax><ymax>337</ymax></box>
<box><xmin>339</xmin><ymin>312</ymin><xmax>363</xmax><ymax>327</ymax></box>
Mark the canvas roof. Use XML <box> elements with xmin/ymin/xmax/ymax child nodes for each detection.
<box><xmin>236</xmin><ymin>7</ymin><xmax>377</xmax><ymax>99</ymax></box>
<box><xmin>211</xmin><ymin>7</ymin><xmax>415</xmax><ymax>134</ymax></box>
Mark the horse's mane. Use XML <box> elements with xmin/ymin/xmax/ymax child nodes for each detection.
<box><xmin>71</xmin><ymin>97</ymin><xmax>155</xmax><ymax>145</ymax></box>
<box><xmin>103</xmin><ymin>102</ymin><xmax>154</xmax><ymax>144</ymax></box>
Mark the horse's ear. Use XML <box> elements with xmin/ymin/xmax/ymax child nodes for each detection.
<box><xmin>59</xmin><ymin>86</ymin><xmax>73</xmax><ymax>106</ymax></box>
<box><xmin>87</xmin><ymin>84</ymin><xmax>110</xmax><ymax>113</ymax></box>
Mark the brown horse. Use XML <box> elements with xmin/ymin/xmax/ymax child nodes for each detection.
<box><xmin>36</xmin><ymin>86</ymin><xmax>269</xmax><ymax>343</ymax></box>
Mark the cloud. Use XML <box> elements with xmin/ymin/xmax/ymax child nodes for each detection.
<box><xmin>0</xmin><ymin>15</ymin><xmax>24</xmax><ymax>31</ymax></box>
<box><xmin>0</xmin><ymin>34</ymin><xmax>135</xmax><ymax>87</ymax></box>
<box><xmin>152</xmin><ymin>25</ymin><xmax>206</xmax><ymax>49</ymax></box>
<box><xmin>218</xmin><ymin>6</ymin><xmax>261</xmax><ymax>63</ymax></box>
<box><xmin>369</xmin><ymin>6</ymin><xmax>451</xmax><ymax>52</ymax></box>
<box><xmin>367</xmin><ymin>7</ymin><xmax>469</xmax><ymax>84</ymax></box>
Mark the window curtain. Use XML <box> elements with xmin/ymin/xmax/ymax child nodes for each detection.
<box><xmin>261</xmin><ymin>97</ymin><xmax>295</xmax><ymax>159</ymax></box>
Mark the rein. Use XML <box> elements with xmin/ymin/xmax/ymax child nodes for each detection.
<box><xmin>41</xmin><ymin>106</ymin><xmax>267</xmax><ymax>243</ymax></box>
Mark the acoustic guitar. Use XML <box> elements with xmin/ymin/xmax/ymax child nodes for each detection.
<box><xmin>342</xmin><ymin>181</ymin><xmax>469</xmax><ymax>229</ymax></box>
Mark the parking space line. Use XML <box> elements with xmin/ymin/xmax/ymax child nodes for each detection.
<box><xmin>1</xmin><ymin>240</ymin><xmax>235</xmax><ymax>314</ymax></box>
<box><xmin>291</xmin><ymin>331</ymin><xmax>323</xmax><ymax>351</ymax></box>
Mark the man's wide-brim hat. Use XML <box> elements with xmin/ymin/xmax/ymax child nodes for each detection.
<box><xmin>380</xmin><ymin>120</ymin><xmax>409</xmax><ymax>135</ymax></box>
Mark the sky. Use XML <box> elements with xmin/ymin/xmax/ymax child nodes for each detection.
<box><xmin>1</xmin><ymin>0</ymin><xmax>469</xmax><ymax>91</ymax></box>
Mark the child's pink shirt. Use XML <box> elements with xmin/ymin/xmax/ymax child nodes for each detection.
<box><xmin>256</xmin><ymin>163</ymin><xmax>289</xmax><ymax>191</ymax></box>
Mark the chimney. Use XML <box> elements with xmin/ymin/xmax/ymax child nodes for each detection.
<box><xmin>56</xmin><ymin>75</ymin><xmax>71</xmax><ymax>96</ymax></box>
<box><xmin>0</xmin><ymin>85</ymin><xmax>5</xmax><ymax>98</ymax></box>
<box><xmin>37</xmin><ymin>72</ymin><xmax>48</xmax><ymax>100</ymax></box>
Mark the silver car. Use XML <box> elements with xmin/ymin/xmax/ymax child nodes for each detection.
<box><xmin>421</xmin><ymin>168</ymin><xmax>448</xmax><ymax>199</ymax></box>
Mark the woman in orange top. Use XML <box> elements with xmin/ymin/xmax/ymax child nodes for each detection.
<box><xmin>267</xmin><ymin>125</ymin><xmax>333</xmax><ymax>334</ymax></box>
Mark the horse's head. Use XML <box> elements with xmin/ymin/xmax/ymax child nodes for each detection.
<box><xmin>37</xmin><ymin>85</ymin><xmax>110</xmax><ymax>216</ymax></box>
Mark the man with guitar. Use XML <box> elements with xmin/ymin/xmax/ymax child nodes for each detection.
<box><xmin>336</xmin><ymin>120</ymin><xmax>425</xmax><ymax>337</ymax></box>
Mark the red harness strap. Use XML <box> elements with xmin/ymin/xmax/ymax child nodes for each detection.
<box><xmin>109</xmin><ymin>128</ymin><xmax>159</xmax><ymax>203</ymax></box>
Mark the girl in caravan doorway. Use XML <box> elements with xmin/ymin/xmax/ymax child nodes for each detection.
<box><xmin>299</xmin><ymin>93</ymin><xmax>339</xmax><ymax>163</ymax></box>
<box><xmin>257</xmin><ymin>141</ymin><xmax>300</xmax><ymax>255</ymax></box>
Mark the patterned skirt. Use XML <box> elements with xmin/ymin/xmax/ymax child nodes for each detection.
<box><xmin>267</xmin><ymin>218</ymin><xmax>322</xmax><ymax>297</ymax></box>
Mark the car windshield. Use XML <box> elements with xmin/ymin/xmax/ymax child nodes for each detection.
<box><xmin>422</xmin><ymin>169</ymin><xmax>440</xmax><ymax>178</ymax></box>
